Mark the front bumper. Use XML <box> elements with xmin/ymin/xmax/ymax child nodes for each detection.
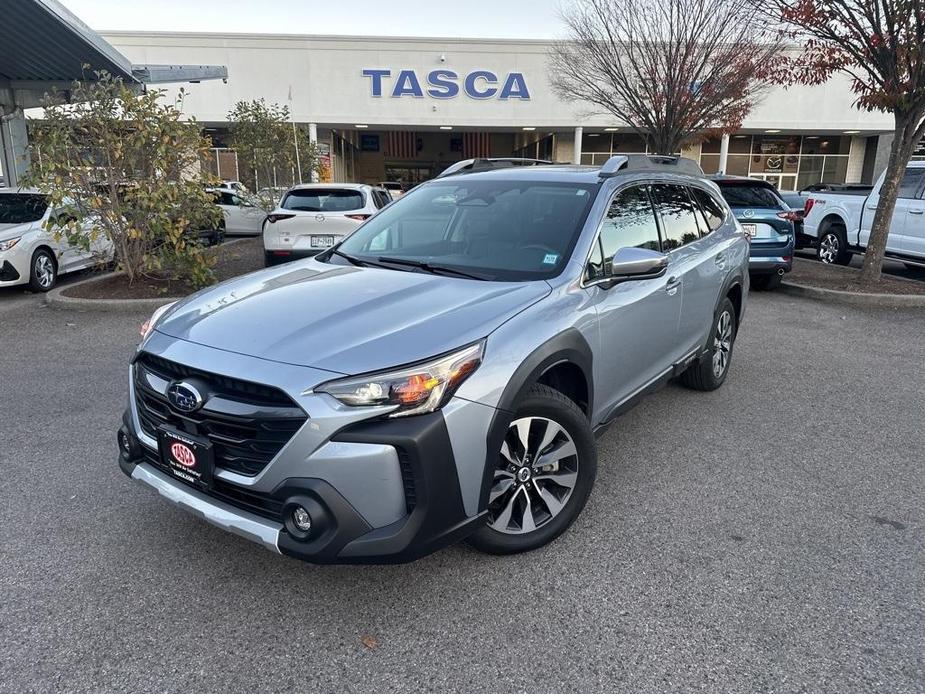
<box><xmin>0</xmin><ymin>247</ymin><xmax>29</xmax><ymax>287</ymax></box>
<box><xmin>119</xmin><ymin>340</ymin><xmax>491</xmax><ymax>563</ymax></box>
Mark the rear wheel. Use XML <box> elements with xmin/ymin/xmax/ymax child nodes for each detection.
<box><xmin>468</xmin><ymin>384</ymin><xmax>597</xmax><ymax>555</ymax></box>
<box><xmin>681</xmin><ymin>297</ymin><xmax>737</xmax><ymax>392</ymax></box>
<box><xmin>817</xmin><ymin>225</ymin><xmax>851</xmax><ymax>265</ymax></box>
<box><xmin>28</xmin><ymin>248</ymin><xmax>57</xmax><ymax>292</ymax></box>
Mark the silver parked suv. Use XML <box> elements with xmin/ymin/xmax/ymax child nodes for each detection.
<box><xmin>118</xmin><ymin>155</ymin><xmax>749</xmax><ymax>563</ymax></box>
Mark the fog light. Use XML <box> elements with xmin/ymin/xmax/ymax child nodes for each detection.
<box><xmin>292</xmin><ymin>506</ymin><xmax>312</xmax><ymax>532</ymax></box>
<box><xmin>118</xmin><ymin>430</ymin><xmax>133</xmax><ymax>460</ymax></box>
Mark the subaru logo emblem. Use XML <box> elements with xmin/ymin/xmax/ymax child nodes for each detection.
<box><xmin>166</xmin><ymin>381</ymin><xmax>204</xmax><ymax>413</ymax></box>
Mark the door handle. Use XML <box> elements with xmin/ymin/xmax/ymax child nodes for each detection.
<box><xmin>665</xmin><ymin>276</ymin><xmax>681</xmax><ymax>296</ymax></box>
<box><xmin>909</xmin><ymin>209</ymin><xmax>924</xmax><ymax>215</ymax></box>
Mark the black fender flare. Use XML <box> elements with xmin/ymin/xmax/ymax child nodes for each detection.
<box><xmin>478</xmin><ymin>328</ymin><xmax>593</xmax><ymax>511</ymax></box>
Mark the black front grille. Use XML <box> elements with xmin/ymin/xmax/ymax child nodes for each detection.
<box><xmin>140</xmin><ymin>447</ymin><xmax>285</xmax><ymax>521</ymax></box>
<box><xmin>133</xmin><ymin>353</ymin><xmax>307</xmax><ymax>477</ymax></box>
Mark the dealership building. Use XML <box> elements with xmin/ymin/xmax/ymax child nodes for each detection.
<box><xmin>100</xmin><ymin>31</ymin><xmax>924</xmax><ymax>191</ymax></box>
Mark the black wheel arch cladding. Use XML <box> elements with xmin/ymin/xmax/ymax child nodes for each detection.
<box><xmin>479</xmin><ymin>328</ymin><xmax>594</xmax><ymax>512</ymax></box>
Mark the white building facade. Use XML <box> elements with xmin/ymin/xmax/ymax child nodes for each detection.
<box><xmin>103</xmin><ymin>31</ymin><xmax>906</xmax><ymax>191</ymax></box>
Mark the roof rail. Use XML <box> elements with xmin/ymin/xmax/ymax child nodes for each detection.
<box><xmin>436</xmin><ymin>158</ymin><xmax>556</xmax><ymax>178</ymax></box>
<box><xmin>598</xmin><ymin>154</ymin><xmax>704</xmax><ymax>179</ymax></box>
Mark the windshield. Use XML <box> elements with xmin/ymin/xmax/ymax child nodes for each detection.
<box><xmin>717</xmin><ymin>182</ymin><xmax>784</xmax><ymax>209</ymax></box>
<box><xmin>0</xmin><ymin>194</ymin><xmax>48</xmax><ymax>224</ymax></box>
<box><xmin>282</xmin><ymin>189</ymin><xmax>365</xmax><ymax>212</ymax></box>
<box><xmin>332</xmin><ymin>179</ymin><xmax>597</xmax><ymax>281</ymax></box>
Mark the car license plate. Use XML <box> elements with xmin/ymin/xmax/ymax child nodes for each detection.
<box><xmin>742</xmin><ymin>224</ymin><xmax>757</xmax><ymax>238</ymax></box>
<box><xmin>311</xmin><ymin>235</ymin><xmax>334</xmax><ymax>248</ymax></box>
<box><xmin>157</xmin><ymin>426</ymin><xmax>213</xmax><ymax>487</ymax></box>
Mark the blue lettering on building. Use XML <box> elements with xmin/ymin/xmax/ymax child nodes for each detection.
<box><xmin>363</xmin><ymin>68</ymin><xmax>530</xmax><ymax>100</ymax></box>
<box><xmin>426</xmin><ymin>70</ymin><xmax>459</xmax><ymax>99</ymax></box>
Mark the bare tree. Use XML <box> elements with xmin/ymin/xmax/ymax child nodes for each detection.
<box><xmin>550</xmin><ymin>0</ymin><xmax>781</xmax><ymax>155</ymax></box>
<box><xmin>759</xmin><ymin>0</ymin><xmax>925</xmax><ymax>285</ymax></box>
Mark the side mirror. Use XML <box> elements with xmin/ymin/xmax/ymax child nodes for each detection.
<box><xmin>599</xmin><ymin>247</ymin><xmax>668</xmax><ymax>287</ymax></box>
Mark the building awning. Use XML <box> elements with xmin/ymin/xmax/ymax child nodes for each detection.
<box><xmin>0</xmin><ymin>0</ymin><xmax>227</xmax><ymax>87</ymax></box>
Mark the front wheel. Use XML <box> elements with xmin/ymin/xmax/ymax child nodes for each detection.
<box><xmin>28</xmin><ymin>248</ymin><xmax>57</xmax><ymax>292</ymax></box>
<box><xmin>468</xmin><ymin>384</ymin><xmax>597</xmax><ymax>555</ymax></box>
<box><xmin>817</xmin><ymin>225</ymin><xmax>851</xmax><ymax>265</ymax></box>
<box><xmin>681</xmin><ymin>297</ymin><xmax>737</xmax><ymax>392</ymax></box>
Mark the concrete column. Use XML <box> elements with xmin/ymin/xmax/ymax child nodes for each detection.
<box><xmin>1</xmin><ymin>108</ymin><xmax>30</xmax><ymax>187</ymax></box>
<box><xmin>573</xmin><ymin>126</ymin><xmax>583</xmax><ymax>165</ymax></box>
<box><xmin>308</xmin><ymin>123</ymin><xmax>319</xmax><ymax>182</ymax></box>
<box><xmin>718</xmin><ymin>133</ymin><xmax>730</xmax><ymax>175</ymax></box>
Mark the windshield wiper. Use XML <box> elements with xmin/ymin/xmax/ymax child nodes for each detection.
<box><xmin>376</xmin><ymin>256</ymin><xmax>492</xmax><ymax>281</ymax></box>
<box><xmin>330</xmin><ymin>248</ymin><xmax>367</xmax><ymax>267</ymax></box>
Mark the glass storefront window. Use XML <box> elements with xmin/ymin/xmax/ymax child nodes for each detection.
<box><xmin>822</xmin><ymin>156</ymin><xmax>849</xmax><ymax>183</ymax></box>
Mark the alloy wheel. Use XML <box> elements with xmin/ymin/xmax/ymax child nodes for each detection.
<box><xmin>819</xmin><ymin>233</ymin><xmax>839</xmax><ymax>264</ymax></box>
<box><xmin>34</xmin><ymin>254</ymin><xmax>55</xmax><ymax>289</ymax></box>
<box><xmin>487</xmin><ymin>416</ymin><xmax>579</xmax><ymax>534</ymax></box>
<box><xmin>712</xmin><ymin>309</ymin><xmax>733</xmax><ymax>378</ymax></box>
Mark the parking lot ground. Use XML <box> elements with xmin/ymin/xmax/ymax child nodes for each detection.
<box><xmin>1</xmin><ymin>292</ymin><xmax>923</xmax><ymax>694</ymax></box>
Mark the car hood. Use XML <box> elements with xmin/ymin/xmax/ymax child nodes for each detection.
<box><xmin>0</xmin><ymin>222</ymin><xmax>33</xmax><ymax>239</ymax></box>
<box><xmin>155</xmin><ymin>260</ymin><xmax>551</xmax><ymax>375</ymax></box>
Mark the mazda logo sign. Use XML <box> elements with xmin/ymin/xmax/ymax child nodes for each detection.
<box><xmin>166</xmin><ymin>381</ymin><xmax>204</xmax><ymax>413</ymax></box>
<box><xmin>315</xmin><ymin>214</ymin><xmax>325</xmax><ymax>223</ymax></box>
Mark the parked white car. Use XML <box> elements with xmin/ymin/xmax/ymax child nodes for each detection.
<box><xmin>208</xmin><ymin>189</ymin><xmax>266</xmax><ymax>236</ymax></box>
<box><xmin>379</xmin><ymin>181</ymin><xmax>405</xmax><ymax>200</ymax></box>
<box><xmin>803</xmin><ymin>161</ymin><xmax>925</xmax><ymax>268</ymax></box>
<box><xmin>0</xmin><ymin>189</ymin><xmax>113</xmax><ymax>292</ymax></box>
<box><xmin>262</xmin><ymin>183</ymin><xmax>391</xmax><ymax>265</ymax></box>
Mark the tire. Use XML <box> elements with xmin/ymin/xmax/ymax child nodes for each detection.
<box><xmin>751</xmin><ymin>273</ymin><xmax>782</xmax><ymax>291</ymax></box>
<box><xmin>467</xmin><ymin>384</ymin><xmax>597</xmax><ymax>555</ymax></box>
<box><xmin>817</xmin><ymin>224</ymin><xmax>851</xmax><ymax>265</ymax></box>
<box><xmin>681</xmin><ymin>297</ymin><xmax>737</xmax><ymax>392</ymax></box>
<box><xmin>28</xmin><ymin>248</ymin><xmax>57</xmax><ymax>292</ymax></box>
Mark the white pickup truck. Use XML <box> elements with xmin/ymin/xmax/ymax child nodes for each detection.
<box><xmin>803</xmin><ymin>161</ymin><xmax>925</xmax><ymax>268</ymax></box>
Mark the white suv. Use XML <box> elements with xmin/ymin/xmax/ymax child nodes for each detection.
<box><xmin>262</xmin><ymin>183</ymin><xmax>391</xmax><ymax>265</ymax></box>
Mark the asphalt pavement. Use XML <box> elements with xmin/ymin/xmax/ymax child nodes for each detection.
<box><xmin>0</xmin><ymin>290</ymin><xmax>923</xmax><ymax>693</ymax></box>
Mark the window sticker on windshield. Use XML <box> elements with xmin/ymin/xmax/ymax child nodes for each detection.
<box><xmin>543</xmin><ymin>253</ymin><xmax>559</xmax><ymax>265</ymax></box>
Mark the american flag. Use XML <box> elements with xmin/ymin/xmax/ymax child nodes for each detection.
<box><xmin>463</xmin><ymin>132</ymin><xmax>492</xmax><ymax>159</ymax></box>
<box><xmin>386</xmin><ymin>131</ymin><xmax>416</xmax><ymax>159</ymax></box>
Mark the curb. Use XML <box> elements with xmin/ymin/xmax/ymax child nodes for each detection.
<box><xmin>45</xmin><ymin>272</ymin><xmax>182</xmax><ymax>312</ymax></box>
<box><xmin>780</xmin><ymin>280</ymin><xmax>925</xmax><ymax>308</ymax></box>
<box><xmin>44</xmin><ymin>238</ymin><xmax>256</xmax><ymax>312</ymax></box>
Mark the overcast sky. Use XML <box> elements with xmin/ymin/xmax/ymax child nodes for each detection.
<box><xmin>59</xmin><ymin>0</ymin><xmax>566</xmax><ymax>39</ymax></box>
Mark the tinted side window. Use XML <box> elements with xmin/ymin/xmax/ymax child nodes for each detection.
<box><xmin>598</xmin><ymin>186</ymin><xmax>661</xmax><ymax>265</ymax></box>
<box><xmin>897</xmin><ymin>168</ymin><xmax>925</xmax><ymax>199</ymax></box>
<box><xmin>219</xmin><ymin>192</ymin><xmax>237</xmax><ymax>206</ymax></box>
<box><xmin>690</xmin><ymin>187</ymin><xmax>725</xmax><ymax>232</ymax></box>
<box><xmin>651</xmin><ymin>184</ymin><xmax>701</xmax><ymax>251</ymax></box>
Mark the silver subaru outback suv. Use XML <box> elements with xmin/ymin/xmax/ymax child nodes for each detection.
<box><xmin>118</xmin><ymin>155</ymin><xmax>749</xmax><ymax>563</ymax></box>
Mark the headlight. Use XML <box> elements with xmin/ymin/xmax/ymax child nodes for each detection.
<box><xmin>139</xmin><ymin>301</ymin><xmax>178</xmax><ymax>340</ymax></box>
<box><xmin>0</xmin><ymin>237</ymin><xmax>21</xmax><ymax>252</ymax></box>
<box><xmin>315</xmin><ymin>342</ymin><xmax>484</xmax><ymax>418</ymax></box>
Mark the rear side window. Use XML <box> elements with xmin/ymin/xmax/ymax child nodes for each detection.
<box><xmin>717</xmin><ymin>182</ymin><xmax>784</xmax><ymax>209</ymax></box>
<box><xmin>690</xmin><ymin>187</ymin><xmax>726</xmax><ymax>233</ymax></box>
<box><xmin>651</xmin><ymin>184</ymin><xmax>701</xmax><ymax>251</ymax></box>
<box><xmin>282</xmin><ymin>189</ymin><xmax>365</xmax><ymax>212</ymax></box>
<box><xmin>0</xmin><ymin>194</ymin><xmax>48</xmax><ymax>224</ymax></box>
<box><xmin>897</xmin><ymin>168</ymin><xmax>925</xmax><ymax>199</ymax></box>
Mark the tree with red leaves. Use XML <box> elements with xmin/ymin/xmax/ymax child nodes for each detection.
<box><xmin>765</xmin><ymin>0</ymin><xmax>925</xmax><ymax>284</ymax></box>
<box><xmin>549</xmin><ymin>0</ymin><xmax>781</xmax><ymax>156</ymax></box>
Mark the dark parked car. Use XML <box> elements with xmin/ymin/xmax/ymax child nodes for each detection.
<box><xmin>711</xmin><ymin>176</ymin><xmax>798</xmax><ymax>290</ymax></box>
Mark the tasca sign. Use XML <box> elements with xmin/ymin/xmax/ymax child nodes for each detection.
<box><xmin>362</xmin><ymin>69</ymin><xmax>531</xmax><ymax>100</ymax></box>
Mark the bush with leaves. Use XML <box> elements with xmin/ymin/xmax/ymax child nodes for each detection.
<box><xmin>226</xmin><ymin>99</ymin><xmax>321</xmax><ymax>211</ymax></box>
<box><xmin>25</xmin><ymin>71</ymin><xmax>221</xmax><ymax>287</ymax></box>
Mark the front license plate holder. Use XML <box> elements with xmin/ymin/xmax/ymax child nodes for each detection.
<box><xmin>157</xmin><ymin>426</ymin><xmax>214</xmax><ymax>488</ymax></box>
